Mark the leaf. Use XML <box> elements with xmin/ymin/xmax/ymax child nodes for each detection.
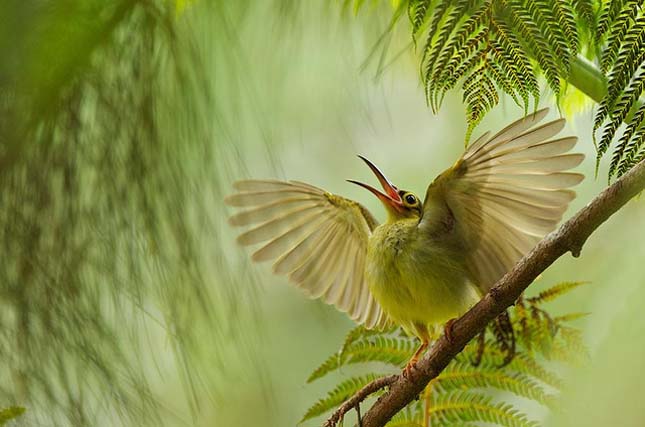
<box><xmin>429</xmin><ymin>391</ymin><xmax>539</xmax><ymax>427</ymax></box>
<box><xmin>527</xmin><ymin>281</ymin><xmax>589</xmax><ymax>304</ymax></box>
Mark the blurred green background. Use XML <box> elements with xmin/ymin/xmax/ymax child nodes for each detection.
<box><xmin>0</xmin><ymin>0</ymin><xmax>643</xmax><ymax>426</ymax></box>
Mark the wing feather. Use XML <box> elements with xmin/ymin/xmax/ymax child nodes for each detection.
<box><xmin>420</xmin><ymin>109</ymin><xmax>584</xmax><ymax>291</ymax></box>
<box><xmin>226</xmin><ymin>179</ymin><xmax>388</xmax><ymax>328</ymax></box>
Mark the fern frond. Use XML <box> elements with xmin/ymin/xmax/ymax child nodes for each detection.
<box><xmin>553</xmin><ymin>312</ymin><xmax>590</xmax><ymax>323</ymax></box>
<box><xmin>429</xmin><ymin>391</ymin><xmax>539</xmax><ymax>427</ymax></box>
<box><xmin>386</xmin><ymin>406</ymin><xmax>425</xmax><ymax>427</ymax></box>
<box><xmin>553</xmin><ymin>0</ymin><xmax>579</xmax><ymax>56</ymax></box>
<box><xmin>490</xmin><ymin>17</ymin><xmax>539</xmax><ymax>107</ymax></box>
<box><xmin>597</xmin><ymin>0</ymin><xmax>629</xmax><ymax>41</ymax></box>
<box><xmin>573</xmin><ymin>0</ymin><xmax>597</xmax><ymax>31</ymax></box>
<box><xmin>430</xmin><ymin>26</ymin><xmax>489</xmax><ymax>109</ymax></box>
<box><xmin>605</xmin><ymin>67</ymin><xmax>645</xmax><ymax>178</ymax></box>
<box><xmin>504</xmin><ymin>3</ymin><xmax>561</xmax><ymax>93</ymax></box>
<box><xmin>308</xmin><ymin>352</ymin><xmax>343</xmax><ymax>383</ymax></box>
<box><xmin>463</xmin><ymin>68</ymin><xmax>499</xmax><ymax>141</ymax></box>
<box><xmin>429</xmin><ymin>1</ymin><xmax>490</xmax><ymax>100</ymax></box>
<box><xmin>616</xmin><ymin>103</ymin><xmax>645</xmax><ymax>177</ymax></box>
<box><xmin>509</xmin><ymin>353</ymin><xmax>564</xmax><ymax>389</ymax></box>
<box><xmin>604</xmin><ymin>16</ymin><xmax>645</xmax><ymax>109</ymax></box>
<box><xmin>343</xmin><ymin>335</ymin><xmax>416</xmax><ymax>367</ymax></box>
<box><xmin>437</xmin><ymin>361</ymin><xmax>553</xmax><ymax>406</ymax></box>
<box><xmin>408</xmin><ymin>0</ymin><xmax>433</xmax><ymax>37</ymax></box>
<box><xmin>523</xmin><ymin>0</ymin><xmax>572</xmax><ymax>71</ymax></box>
<box><xmin>550</xmin><ymin>326</ymin><xmax>589</xmax><ymax>362</ymax></box>
<box><xmin>600</xmin><ymin>1</ymin><xmax>641</xmax><ymax>72</ymax></box>
<box><xmin>423</xmin><ymin>0</ymin><xmax>480</xmax><ymax>110</ymax></box>
<box><xmin>527</xmin><ymin>281</ymin><xmax>588</xmax><ymax>304</ymax></box>
<box><xmin>486</xmin><ymin>54</ymin><xmax>524</xmax><ymax>107</ymax></box>
<box><xmin>301</xmin><ymin>374</ymin><xmax>381</xmax><ymax>422</ymax></box>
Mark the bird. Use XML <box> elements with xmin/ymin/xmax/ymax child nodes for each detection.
<box><xmin>224</xmin><ymin>108</ymin><xmax>584</xmax><ymax>373</ymax></box>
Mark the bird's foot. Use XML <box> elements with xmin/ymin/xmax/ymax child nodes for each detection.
<box><xmin>443</xmin><ymin>318</ymin><xmax>457</xmax><ymax>344</ymax></box>
<box><xmin>403</xmin><ymin>356</ymin><xmax>419</xmax><ymax>379</ymax></box>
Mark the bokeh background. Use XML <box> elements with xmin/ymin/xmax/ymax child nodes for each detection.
<box><xmin>1</xmin><ymin>1</ymin><xmax>644</xmax><ymax>426</ymax></box>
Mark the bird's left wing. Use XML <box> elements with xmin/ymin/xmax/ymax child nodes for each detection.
<box><xmin>225</xmin><ymin>179</ymin><xmax>389</xmax><ymax>329</ymax></box>
<box><xmin>418</xmin><ymin>109</ymin><xmax>584</xmax><ymax>292</ymax></box>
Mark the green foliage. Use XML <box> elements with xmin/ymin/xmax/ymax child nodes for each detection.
<box><xmin>0</xmin><ymin>0</ymin><xmax>254</xmax><ymax>424</ymax></box>
<box><xmin>353</xmin><ymin>0</ymin><xmax>645</xmax><ymax>179</ymax></box>
<box><xmin>408</xmin><ymin>0</ymin><xmax>589</xmax><ymax>141</ymax></box>
<box><xmin>303</xmin><ymin>281</ymin><xmax>587</xmax><ymax>426</ymax></box>
<box><xmin>0</xmin><ymin>407</ymin><xmax>25</xmax><ymax>425</ymax></box>
<box><xmin>593</xmin><ymin>1</ymin><xmax>645</xmax><ymax>179</ymax></box>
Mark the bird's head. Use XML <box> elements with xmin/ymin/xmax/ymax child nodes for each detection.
<box><xmin>348</xmin><ymin>155</ymin><xmax>422</xmax><ymax>222</ymax></box>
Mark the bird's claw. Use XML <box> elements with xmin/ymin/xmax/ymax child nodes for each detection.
<box><xmin>444</xmin><ymin>318</ymin><xmax>457</xmax><ymax>344</ymax></box>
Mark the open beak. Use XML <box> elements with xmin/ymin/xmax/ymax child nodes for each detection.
<box><xmin>348</xmin><ymin>155</ymin><xmax>403</xmax><ymax>211</ymax></box>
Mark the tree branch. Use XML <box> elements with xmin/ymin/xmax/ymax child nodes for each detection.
<box><xmin>322</xmin><ymin>375</ymin><xmax>398</xmax><ymax>427</ymax></box>
<box><xmin>328</xmin><ymin>157</ymin><xmax>645</xmax><ymax>427</ymax></box>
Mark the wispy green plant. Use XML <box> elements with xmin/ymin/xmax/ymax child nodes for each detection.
<box><xmin>303</xmin><ymin>281</ymin><xmax>587</xmax><ymax>426</ymax></box>
<box><xmin>0</xmin><ymin>0</ymin><xmax>261</xmax><ymax>425</ymax></box>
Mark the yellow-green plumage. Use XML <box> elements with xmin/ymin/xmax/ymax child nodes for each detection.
<box><xmin>224</xmin><ymin>108</ymin><xmax>584</xmax><ymax>357</ymax></box>
<box><xmin>366</xmin><ymin>216</ymin><xmax>481</xmax><ymax>340</ymax></box>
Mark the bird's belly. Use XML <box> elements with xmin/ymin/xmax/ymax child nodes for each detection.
<box><xmin>366</xmin><ymin>243</ymin><xmax>480</xmax><ymax>336</ymax></box>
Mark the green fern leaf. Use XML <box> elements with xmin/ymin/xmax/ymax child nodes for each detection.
<box><xmin>573</xmin><ymin>0</ymin><xmax>597</xmax><ymax>31</ymax></box>
<box><xmin>423</xmin><ymin>0</ymin><xmax>478</xmax><ymax>110</ymax></box>
<box><xmin>344</xmin><ymin>335</ymin><xmax>415</xmax><ymax>366</ymax></box>
<box><xmin>616</xmin><ymin>103</ymin><xmax>645</xmax><ymax>177</ymax></box>
<box><xmin>308</xmin><ymin>352</ymin><xmax>343</xmax><ymax>383</ymax></box>
<box><xmin>605</xmin><ymin>67</ymin><xmax>645</xmax><ymax>178</ymax></box>
<box><xmin>604</xmin><ymin>16</ymin><xmax>645</xmax><ymax>108</ymax></box>
<box><xmin>553</xmin><ymin>0</ymin><xmax>579</xmax><ymax>56</ymax></box>
<box><xmin>301</xmin><ymin>374</ymin><xmax>381</xmax><ymax>422</ymax></box>
<box><xmin>490</xmin><ymin>16</ymin><xmax>540</xmax><ymax>106</ymax></box>
<box><xmin>430</xmin><ymin>26</ymin><xmax>489</xmax><ymax>109</ymax></box>
<box><xmin>600</xmin><ymin>1</ymin><xmax>641</xmax><ymax>72</ymax></box>
<box><xmin>437</xmin><ymin>360</ymin><xmax>553</xmax><ymax>406</ymax></box>
<box><xmin>463</xmin><ymin>68</ymin><xmax>499</xmax><ymax>142</ymax></box>
<box><xmin>527</xmin><ymin>281</ymin><xmax>588</xmax><ymax>304</ymax></box>
<box><xmin>523</xmin><ymin>0</ymin><xmax>572</xmax><ymax>70</ymax></box>
<box><xmin>408</xmin><ymin>0</ymin><xmax>433</xmax><ymax>36</ymax></box>
<box><xmin>429</xmin><ymin>1</ymin><xmax>490</xmax><ymax>102</ymax></box>
<box><xmin>597</xmin><ymin>0</ymin><xmax>629</xmax><ymax>41</ymax></box>
<box><xmin>386</xmin><ymin>406</ymin><xmax>424</xmax><ymax>427</ymax></box>
<box><xmin>429</xmin><ymin>391</ymin><xmax>539</xmax><ymax>427</ymax></box>
<box><xmin>487</xmin><ymin>55</ymin><xmax>524</xmax><ymax>107</ymax></box>
<box><xmin>504</xmin><ymin>3</ymin><xmax>561</xmax><ymax>94</ymax></box>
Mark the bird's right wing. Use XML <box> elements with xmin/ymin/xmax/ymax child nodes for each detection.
<box><xmin>419</xmin><ymin>108</ymin><xmax>584</xmax><ymax>292</ymax></box>
<box><xmin>225</xmin><ymin>180</ymin><xmax>389</xmax><ymax>329</ymax></box>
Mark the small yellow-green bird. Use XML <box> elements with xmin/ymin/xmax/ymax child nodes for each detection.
<box><xmin>225</xmin><ymin>109</ymin><xmax>584</xmax><ymax>371</ymax></box>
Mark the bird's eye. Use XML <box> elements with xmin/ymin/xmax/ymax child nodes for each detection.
<box><xmin>404</xmin><ymin>194</ymin><xmax>417</xmax><ymax>205</ymax></box>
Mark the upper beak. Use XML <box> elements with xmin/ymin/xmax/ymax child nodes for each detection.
<box><xmin>348</xmin><ymin>155</ymin><xmax>402</xmax><ymax>209</ymax></box>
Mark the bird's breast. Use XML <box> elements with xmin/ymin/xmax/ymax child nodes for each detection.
<box><xmin>365</xmin><ymin>220</ymin><xmax>480</xmax><ymax>334</ymax></box>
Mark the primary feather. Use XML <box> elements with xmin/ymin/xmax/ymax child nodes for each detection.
<box><xmin>224</xmin><ymin>180</ymin><xmax>388</xmax><ymax>329</ymax></box>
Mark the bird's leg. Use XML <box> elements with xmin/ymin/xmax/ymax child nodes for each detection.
<box><xmin>471</xmin><ymin>328</ymin><xmax>486</xmax><ymax>367</ymax></box>
<box><xmin>494</xmin><ymin>310</ymin><xmax>516</xmax><ymax>367</ymax></box>
<box><xmin>443</xmin><ymin>318</ymin><xmax>457</xmax><ymax>344</ymax></box>
<box><xmin>404</xmin><ymin>339</ymin><xmax>429</xmax><ymax>378</ymax></box>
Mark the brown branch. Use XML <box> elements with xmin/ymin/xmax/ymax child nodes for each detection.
<box><xmin>323</xmin><ymin>375</ymin><xmax>398</xmax><ymax>427</ymax></box>
<box><xmin>330</xmin><ymin>158</ymin><xmax>645</xmax><ymax>427</ymax></box>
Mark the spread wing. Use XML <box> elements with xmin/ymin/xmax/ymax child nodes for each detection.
<box><xmin>225</xmin><ymin>179</ymin><xmax>389</xmax><ymax>329</ymax></box>
<box><xmin>419</xmin><ymin>108</ymin><xmax>584</xmax><ymax>291</ymax></box>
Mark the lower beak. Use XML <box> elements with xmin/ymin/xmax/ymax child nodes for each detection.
<box><xmin>348</xmin><ymin>156</ymin><xmax>403</xmax><ymax>209</ymax></box>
